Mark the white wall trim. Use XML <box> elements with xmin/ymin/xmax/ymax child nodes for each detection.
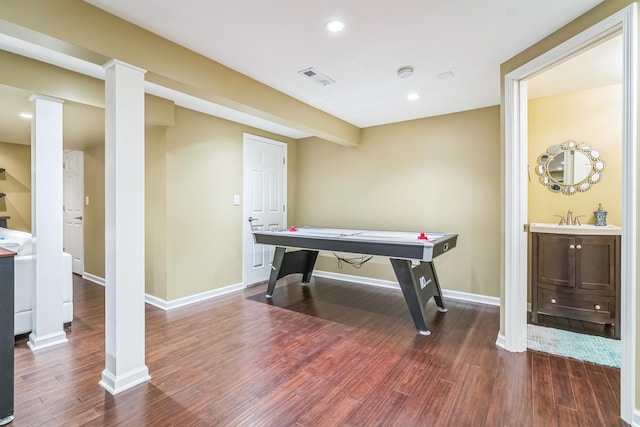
<box><xmin>82</xmin><ymin>272</ymin><xmax>105</xmax><ymax>286</ymax></box>
<box><xmin>313</xmin><ymin>270</ymin><xmax>400</xmax><ymax>290</ymax></box>
<box><xmin>313</xmin><ymin>270</ymin><xmax>500</xmax><ymax>307</ymax></box>
<box><xmin>80</xmin><ymin>273</ymin><xmax>245</xmax><ymax>311</ymax></box>
<box><xmin>495</xmin><ymin>333</ymin><xmax>506</xmax><ymax>349</ymax></box>
<box><xmin>619</xmin><ymin>5</ymin><xmax>638</xmax><ymax>423</ymax></box>
<box><xmin>144</xmin><ymin>282</ymin><xmax>245</xmax><ymax>311</ymax></box>
<box><xmin>86</xmin><ymin>269</ymin><xmax>500</xmax><ymax>311</ymax></box>
<box><xmin>503</xmin><ymin>74</ymin><xmax>529</xmax><ymax>353</ymax></box>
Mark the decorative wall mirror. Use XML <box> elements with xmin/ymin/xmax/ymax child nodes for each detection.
<box><xmin>534</xmin><ymin>140</ymin><xmax>605</xmax><ymax>195</ymax></box>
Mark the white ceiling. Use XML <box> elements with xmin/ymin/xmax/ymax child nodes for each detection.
<box><xmin>528</xmin><ymin>34</ymin><xmax>622</xmax><ymax>98</ymax></box>
<box><xmin>86</xmin><ymin>0</ymin><xmax>604</xmax><ymax>127</ymax></box>
<box><xmin>0</xmin><ymin>0</ymin><xmax>622</xmax><ymax>149</ymax></box>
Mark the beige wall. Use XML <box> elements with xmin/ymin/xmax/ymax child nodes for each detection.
<box><xmin>147</xmin><ymin>106</ymin><xmax>298</xmax><ymax>301</ymax></box>
<box><xmin>297</xmin><ymin>106</ymin><xmax>501</xmax><ymax>298</ymax></box>
<box><xmin>83</xmin><ymin>144</ymin><xmax>105</xmax><ymax>278</ymax></box>
<box><xmin>82</xmin><ymin>107</ymin><xmax>298</xmax><ymax>301</ymax></box>
<box><xmin>0</xmin><ymin>141</ymin><xmax>107</xmax><ymax>278</ymax></box>
<box><xmin>145</xmin><ymin>126</ymin><xmax>168</xmax><ymax>300</ymax></box>
<box><xmin>0</xmin><ymin>142</ymin><xmax>30</xmax><ymax>232</ymax></box>
<box><xmin>528</xmin><ymin>85</ymin><xmax>623</xmax><ymax>226</ymax></box>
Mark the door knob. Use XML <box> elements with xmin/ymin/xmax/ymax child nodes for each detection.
<box><xmin>74</xmin><ymin>216</ymin><xmax>83</xmax><ymax>220</ymax></box>
<box><xmin>569</xmin><ymin>244</ymin><xmax>575</xmax><ymax>249</ymax></box>
<box><xmin>248</xmin><ymin>217</ymin><xmax>257</xmax><ymax>222</ymax></box>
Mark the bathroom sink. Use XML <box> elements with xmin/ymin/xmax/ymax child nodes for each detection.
<box><xmin>529</xmin><ymin>223</ymin><xmax>622</xmax><ymax>235</ymax></box>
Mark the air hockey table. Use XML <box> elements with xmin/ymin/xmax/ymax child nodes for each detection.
<box><xmin>252</xmin><ymin>227</ymin><xmax>458</xmax><ymax>335</ymax></box>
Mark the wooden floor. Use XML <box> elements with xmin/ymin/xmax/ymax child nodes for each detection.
<box><xmin>11</xmin><ymin>275</ymin><xmax>625</xmax><ymax>426</ymax></box>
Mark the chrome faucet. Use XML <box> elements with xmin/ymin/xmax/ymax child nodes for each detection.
<box><xmin>553</xmin><ymin>210</ymin><xmax>584</xmax><ymax>225</ymax></box>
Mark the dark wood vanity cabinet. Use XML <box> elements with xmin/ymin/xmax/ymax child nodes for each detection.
<box><xmin>530</xmin><ymin>232</ymin><xmax>621</xmax><ymax>339</ymax></box>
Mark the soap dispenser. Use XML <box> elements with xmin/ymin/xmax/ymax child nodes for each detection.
<box><xmin>594</xmin><ymin>203</ymin><xmax>608</xmax><ymax>226</ymax></box>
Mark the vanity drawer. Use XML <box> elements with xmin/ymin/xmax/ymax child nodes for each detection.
<box><xmin>536</xmin><ymin>288</ymin><xmax>615</xmax><ymax>324</ymax></box>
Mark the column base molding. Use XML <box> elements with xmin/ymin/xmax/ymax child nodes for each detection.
<box><xmin>27</xmin><ymin>331</ymin><xmax>67</xmax><ymax>351</ymax></box>
<box><xmin>99</xmin><ymin>366</ymin><xmax>150</xmax><ymax>395</ymax></box>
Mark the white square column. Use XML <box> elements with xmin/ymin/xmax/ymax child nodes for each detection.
<box><xmin>99</xmin><ymin>60</ymin><xmax>150</xmax><ymax>394</ymax></box>
<box><xmin>28</xmin><ymin>95</ymin><xmax>68</xmax><ymax>351</ymax></box>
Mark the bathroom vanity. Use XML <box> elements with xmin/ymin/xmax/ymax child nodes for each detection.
<box><xmin>530</xmin><ymin>223</ymin><xmax>621</xmax><ymax>339</ymax></box>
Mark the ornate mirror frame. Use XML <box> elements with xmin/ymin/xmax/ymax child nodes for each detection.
<box><xmin>534</xmin><ymin>140</ymin><xmax>605</xmax><ymax>195</ymax></box>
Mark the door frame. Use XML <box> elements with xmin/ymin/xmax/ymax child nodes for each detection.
<box><xmin>502</xmin><ymin>4</ymin><xmax>637</xmax><ymax>422</ymax></box>
<box><xmin>241</xmin><ymin>133</ymin><xmax>288</xmax><ymax>286</ymax></box>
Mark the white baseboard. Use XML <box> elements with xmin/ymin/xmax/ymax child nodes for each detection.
<box><xmin>82</xmin><ymin>272</ymin><xmax>105</xmax><ymax>286</ymax></box>
<box><xmin>443</xmin><ymin>289</ymin><xmax>500</xmax><ymax>307</ymax></box>
<box><xmin>633</xmin><ymin>408</ymin><xmax>640</xmax><ymax>427</ymax></box>
<box><xmin>99</xmin><ymin>366</ymin><xmax>150</xmax><ymax>395</ymax></box>
<box><xmin>313</xmin><ymin>270</ymin><xmax>500</xmax><ymax>307</ymax></box>
<box><xmin>82</xmin><ymin>269</ymin><xmax>499</xmax><ymax>311</ymax></box>
<box><xmin>144</xmin><ymin>282</ymin><xmax>245</xmax><ymax>311</ymax></box>
<box><xmin>495</xmin><ymin>333</ymin><xmax>506</xmax><ymax>350</ymax></box>
<box><xmin>81</xmin><ymin>273</ymin><xmax>245</xmax><ymax>311</ymax></box>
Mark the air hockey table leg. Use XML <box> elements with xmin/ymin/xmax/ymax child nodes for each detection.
<box><xmin>265</xmin><ymin>248</ymin><xmax>320</xmax><ymax>298</ymax></box>
<box><xmin>428</xmin><ymin>261</ymin><xmax>448</xmax><ymax>313</ymax></box>
<box><xmin>390</xmin><ymin>258</ymin><xmax>447</xmax><ymax>335</ymax></box>
<box><xmin>265</xmin><ymin>247</ymin><xmax>287</xmax><ymax>298</ymax></box>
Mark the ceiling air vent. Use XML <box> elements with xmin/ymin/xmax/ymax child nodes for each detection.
<box><xmin>298</xmin><ymin>67</ymin><xmax>336</xmax><ymax>86</ymax></box>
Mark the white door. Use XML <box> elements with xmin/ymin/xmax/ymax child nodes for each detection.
<box><xmin>242</xmin><ymin>134</ymin><xmax>287</xmax><ymax>286</ymax></box>
<box><xmin>63</xmin><ymin>150</ymin><xmax>84</xmax><ymax>275</ymax></box>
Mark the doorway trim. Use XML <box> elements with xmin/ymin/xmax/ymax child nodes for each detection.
<box><xmin>503</xmin><ymin>4</ymin><xmax>637</xmax><ymax>422</ymax></box>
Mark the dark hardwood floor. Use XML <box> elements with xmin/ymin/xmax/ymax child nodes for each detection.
<box><xmin>11</xmin><ymin>274</ymin><xmax>625</xmax><ymax>426</ymax></box>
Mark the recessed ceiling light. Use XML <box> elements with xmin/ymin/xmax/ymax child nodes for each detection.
<box><xmin>19</xmin><ymin>113</ymin><xmax>32</xmax><ymax>119</ymax></box>
<box><xmin>407</xmin><ymin>93</ymin><xmax>420</xmax><ymax>101</ymax></box>
<box><xmin>325</xmin><ymin>19</ymin><xmax>344</xmax><ymax>32</ymax></box>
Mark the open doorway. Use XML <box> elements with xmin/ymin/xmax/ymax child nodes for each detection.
<box><xmin>526</xmin><ymin>34</ymin><xmax>622</xmax><ymax>354</ymax></box>
<box><xmin>503</xmin><ymin>4</ymin><xmax>637</xmax><ymax>422</ymax></box>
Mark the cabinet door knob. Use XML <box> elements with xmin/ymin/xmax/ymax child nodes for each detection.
<box><xmin>576</xmin><ymin>244</ymin><xmax>582</xmax><ymax>249</ymax></box>
<box><xmin>550</xmin><ymin>298</ymin><xmax>557</xmax><ymax>304</ymax></box>
<box><xmin>569</xmin><ymin>244</ymin><xmax>575</xmax><ymax>249</ymax></box>
<box><xmin>594</xmin><ymin>304</ymin><xmax>601</xmax><ymax>310</ymax></box>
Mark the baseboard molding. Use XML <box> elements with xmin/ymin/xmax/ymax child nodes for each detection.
<box><xmin>495</xmin><ymin>333</ymin><xmax>506</xmax><ymax>350</ymax></box>
<box><xmin>144</xmin><ymin>282</ymin><xmax>245</xmax><ymax>311</ymax></box>
<box><xmin>83</xmin><ymin>269</ymin><xmax>499</xmax><ymax>311</ymax></box>
<box><xmin>633</xmin><ymin>408</ymin><xmax>640</xmax><ymax>427</ymax></box>
<box><xmin>99</xmin><ymin>366</ymin><xmax>150</xmax><ymax>395</ymax></box>
<box><xmin>80</xmin><ymin>272</ymin><xmax>245</xmax><ymax>311</ymax></box>
<box><xmin>82</xmin><ymin>272</ymin><xmax>105</xmax><ymax>286</ymax></box>
<box><xmin>27</xmin><ymin>330</ymin><xmax>68</xmax><ymax>351</ymax></box>
<box><xmin>313</xmin><ymin>270</ymin><xmax>500</xmax><ymax>307</ymax></box>
<box><xmin>443</xmin><ymin>289</ymin><xmax>500</xmax><ymax>307</ymax></box>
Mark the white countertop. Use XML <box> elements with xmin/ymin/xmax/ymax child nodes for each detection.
<box><xmin>529</xmin><ymin>223</ymin><xmax>622</xmax><ymax>236</ymax></box>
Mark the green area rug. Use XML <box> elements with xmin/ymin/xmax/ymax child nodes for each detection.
<box><xmin>527</xmin><ymin>324</ymin><xmax>621</xmax><ymax>368</ymax></box>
